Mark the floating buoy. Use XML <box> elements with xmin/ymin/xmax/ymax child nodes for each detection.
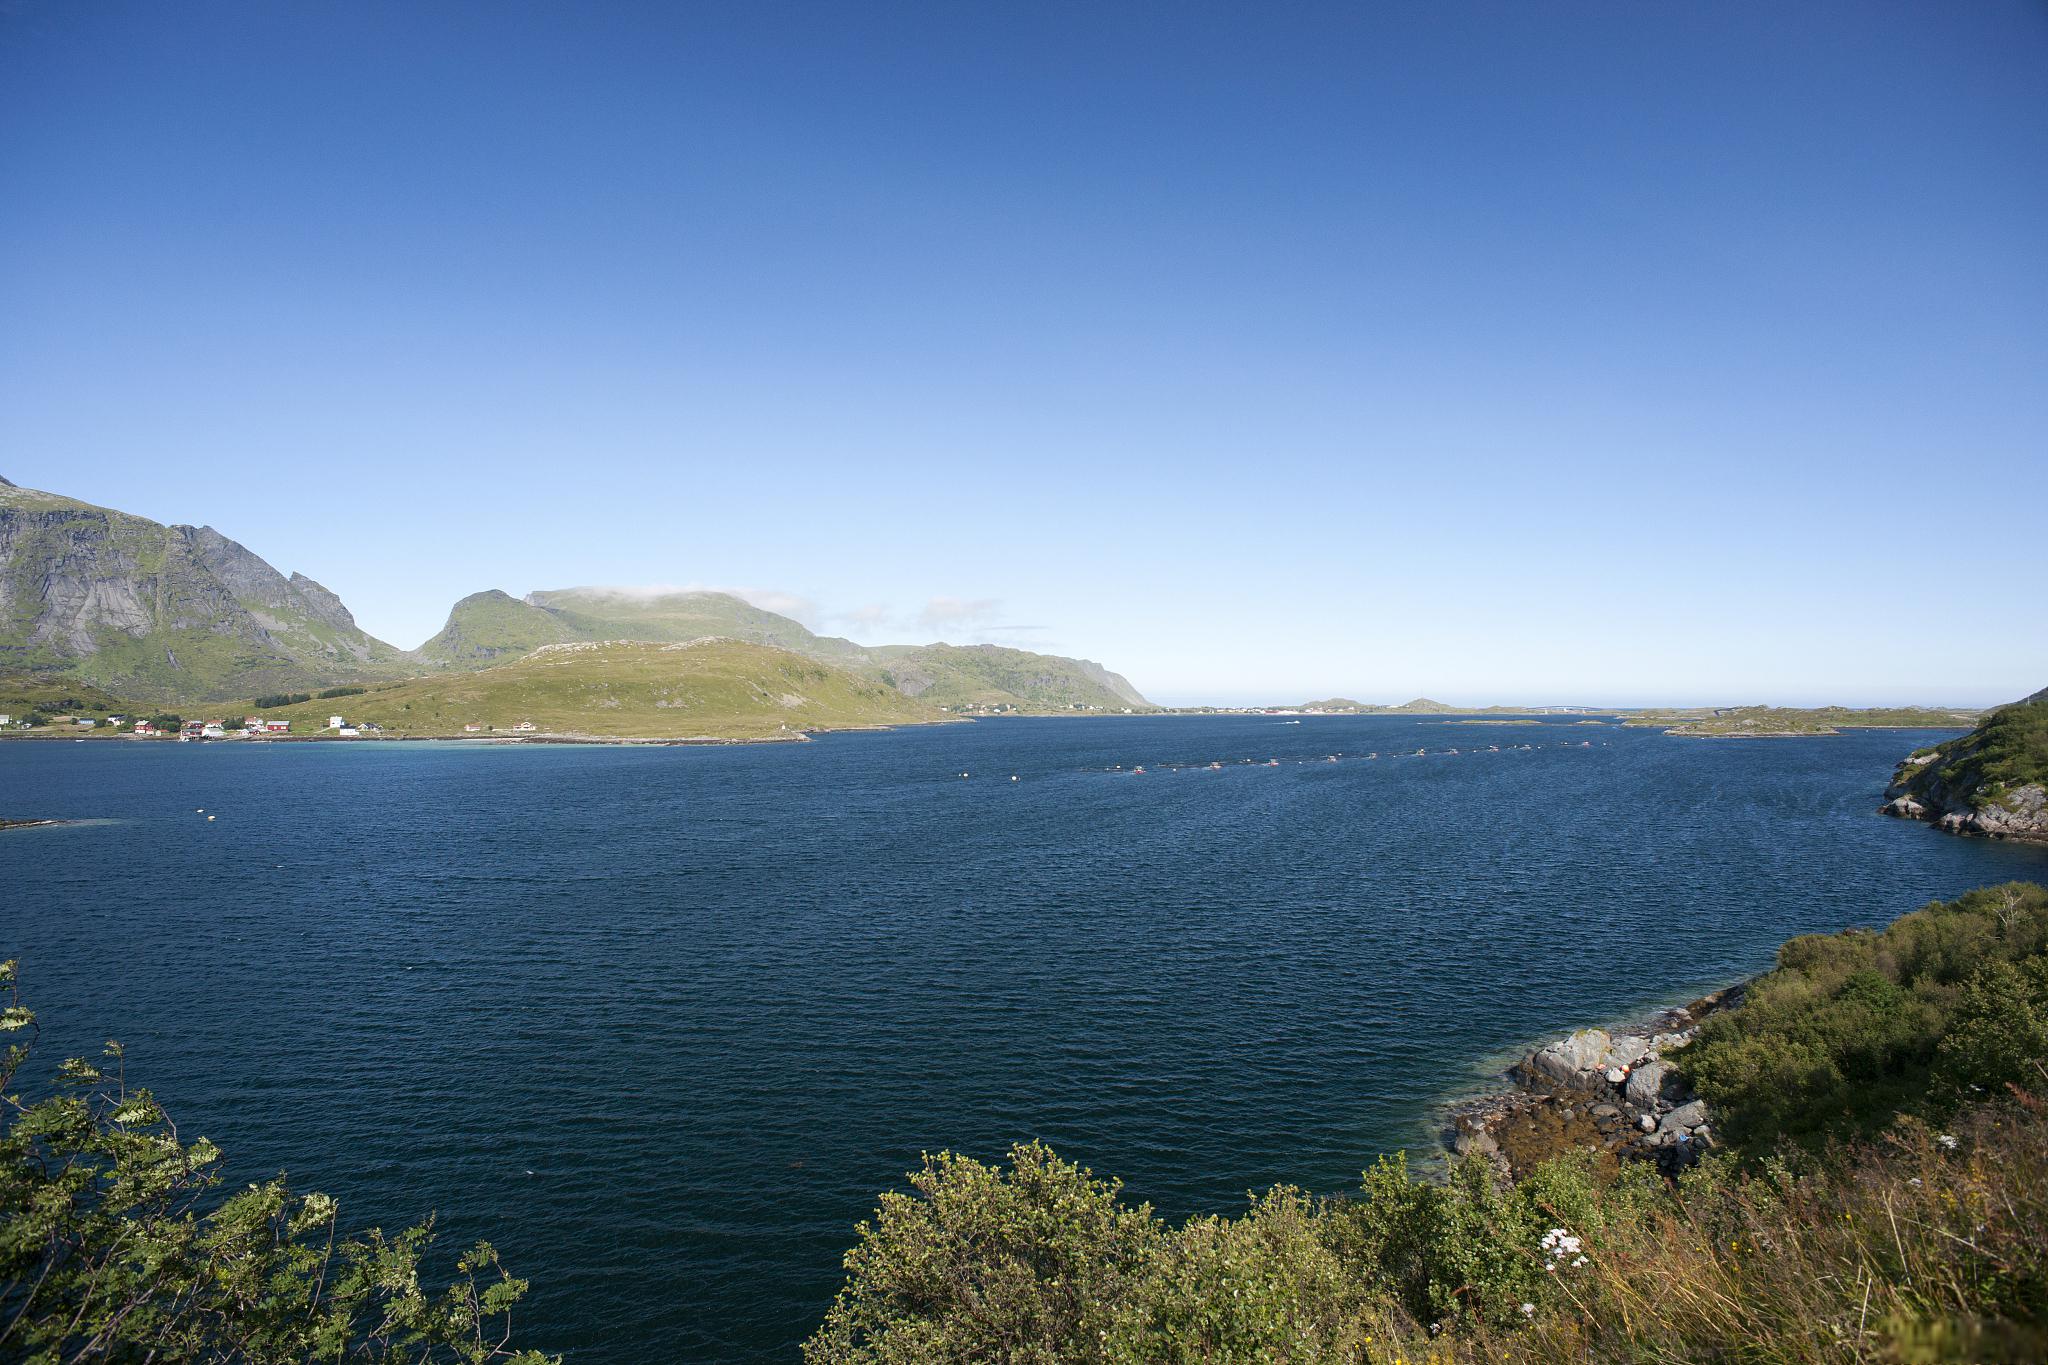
<box><xmin>1010</xmin><ymin>775</ymin><xmax>1018</xmax><ymax>782</ymax></box>
<box><xmin>206</xmin><ymin>815</ymin><xmax>216</xmax><ymax>821</ymax></box>
<box><xmin>196</xmin><ymin>808</ymin><xmax>204</xmax><ymax>813</ymax></box>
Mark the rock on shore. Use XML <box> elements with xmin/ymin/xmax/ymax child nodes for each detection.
<box><xmin>1444</xmin><ymin>990</ymin><xmax>1736</xmax><ymax>1179</ymax></box>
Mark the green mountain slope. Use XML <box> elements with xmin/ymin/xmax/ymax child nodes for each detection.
<box><xmin>257</xmin><ymin>639</ymin><xmax>944</xmax><ymax>740</ymax></box>
<box><xmin>0</xmin><ymin>476</ymin><xmax>410</xmax><ymax>702</ymax></box>
<box><xmin>415</xmin><ymin>590</ymin><xmax>578</xmax><ymax>665</ymax></box>
<box><xmin>423</xmin><ymin>586</ymin><xmax>1150</xmax><ymax>713</ymax></box>
<box><xmin>524</xmin><ymin>587</ymin><xmax>870</xmax><ymax>659</ymax></box>
<box><xmin>867</xmin><ymin>642</ymin><xmax>1147</xmax><ymax>711</ymax></box>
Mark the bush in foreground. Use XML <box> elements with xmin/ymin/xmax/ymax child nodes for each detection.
<box><xmin>808</xmin><ymin>1099</ymin><xmax>2048</xmax><ymax>1364</ymax></box>
<box><xmin>809</xmin><ymin>883</ymin><xmax>2048</xmax><ymax>1364</ymax></box>
<box><xmin>0</xmin><ymin>962</ymin><xmax>555</xmax><ymax>1364</ymax></box>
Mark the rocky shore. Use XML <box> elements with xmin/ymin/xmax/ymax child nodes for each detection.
<box><xmin>1442</xmin><ymin>988</ymin><xmax>1738</xmax><ymax>1180</ymax></box>
<box><xmin>1882</xmin><ymin>749</ymin><xmax>2048</xmax><ymax>842</ymax></box>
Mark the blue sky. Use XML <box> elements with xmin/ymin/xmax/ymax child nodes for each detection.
<box><xmin>3</xmin><ymin>2</ymin><xmax>2043</xmax><ymax>706</ymax></box>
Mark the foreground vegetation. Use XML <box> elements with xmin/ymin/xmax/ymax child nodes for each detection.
<box><xmin>807</xmin><ymin>884</ymin><xmax>2048</xmax><ymax>1363</ymax></box>
<box><xmin>0</xmin><ymin>963</ymin><xmax>553</xmax><ymax>1364</ymax></box>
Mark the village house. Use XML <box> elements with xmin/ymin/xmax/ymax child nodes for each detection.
<box><xmin>263</xmin><ymin>719</ymin><xmax>290</xmax><ymax>733</ymax></box>
<box><xmin>511</xmin><ymin>721</ymin><xmax>536</xmax><ymax>732</ymax></box>
<box><xmin>327</xmin><ymin>715</ymin><xmax>346</xmax><ymax>730</ymax></box>
<box><xmin>132</xmin><ymin>721</ymin><xmax>157</xmax><ymax>735</ymax></box>
<box><xmin>464</xmin><ymin>723</ymin><xmax>484</xmax><ymax>732</ymax></box>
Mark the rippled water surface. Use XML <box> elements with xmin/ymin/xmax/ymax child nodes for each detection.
<box><xmin>5</xmin><ymin>718</ymin><xmax>2044</xmax><ymax>1360</ymax></box>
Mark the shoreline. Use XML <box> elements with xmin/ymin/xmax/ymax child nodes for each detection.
<box><xmin>1437</xmin><ymin>984</ymin><xmax>1744</xmax><ymax>1179</ymax></box>
<box><xmin>0</xmin><ymin>719</ymin><xmax>957</xmax><ymax>748</ymax></box>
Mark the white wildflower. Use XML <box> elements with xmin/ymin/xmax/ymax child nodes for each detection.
<box><xmin>1520</xmin><ymin>1302</ymin><xmax>1536</xmax><ymax>1318</ymax></box>
<box><xmin>1937</xmin><ymin>1134</ymin><xmax>1959</xmax><ymax>1151</ymax></box>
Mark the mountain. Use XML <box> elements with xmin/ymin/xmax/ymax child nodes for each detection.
<box><xmin>0</xmin><ymin>476</ymin><xmax>409</xmax><ymax>702</ymax></box>
<box><xmin>3</xmin><ymin>475</ymin><xmax>1152</xmax><ymax>712</ymax></box>
<box><xmin>419</xmin><ymin>586</ymin><xmax>1151</xmax><ymax>713</ymax></box>
<box><xmin>867</xmin><ymin>641</ymin><xmax>1148</xmax><ymax>711</ymax></box>
<box><xmin>415</xmin><ymin>590</ymin><xmax>579</xmax><ymax>665</ymax></box>
<box><xmin>1882</xmin><ymin>687</ymin><xmax>2048</xmax><ymax>842</ymax></box>
<box><xmin>257</xmin><ymin>639</ymin><xmax>943</xmax><ymax>741</ymax></box>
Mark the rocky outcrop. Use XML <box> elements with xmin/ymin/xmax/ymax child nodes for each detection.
<box><xmin>0</xmin><ymin>477</ymin><xmax>411</xmax><ymax>701</ymax></box>
<box><xmin>1882</xmin><ymin>691</ymin><xmax>2048</xmax><ymax>844</ymax></box>
<box><xmin>1445</xmin><ymin>990</ymin><xmax>1736</xmax><ymax>1179</ymax></box>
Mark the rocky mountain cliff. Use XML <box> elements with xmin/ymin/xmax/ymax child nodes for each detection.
<box><xmin>0</xmin><ymin>476</ymin><xmax>410</xmax><ymax>702</ymax></box>
<box><xmin>1882</xmin><ymin>687</ymin><xmax>2048</xmax><ymax>842</ymax></box>
<box><xmin>420</xmin><ymin>586</ymin><xmax>1152</xmax><ymax>713</ymax></box>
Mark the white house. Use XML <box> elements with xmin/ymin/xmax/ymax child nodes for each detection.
<box><xmin>0</xmin><ymin>715</ymin><xmax>10</xmax><ymax>726</ymax></box>
<box><xmin>337</xmin><ymin>726</ymin><xmax>361</xmax><ymax>738</ymax></box>
<box><xmin>510</xmin><ymin>721</ymin><xmax>536</xmax><ymax>732</ymax></box>
<box><xmin>328</xmin><ymin>715</ymin><xmax>346</xmax><ymax>730</ymax></box>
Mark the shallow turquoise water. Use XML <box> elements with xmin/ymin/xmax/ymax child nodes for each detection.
<box><xmin>4</xmin><ymin>717</ymin><xmax>2043</xmax><ymax>1360</ymax></box>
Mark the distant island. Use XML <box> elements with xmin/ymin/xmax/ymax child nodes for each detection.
<box><xmin>1623</xmin><ymin>704</ymin><xmax>1980</xmax><ymax>737</ymax></box>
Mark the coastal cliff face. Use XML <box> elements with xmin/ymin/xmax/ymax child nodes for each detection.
<box><xmin>0</xmin><ymin>477</ymin><xmax>409</xmax><ymax>701</ymax></box>
<box><xmin>1882</xmin><ymin>688</ymin><xmax>2048</xmax><ymax>843</ymax></box>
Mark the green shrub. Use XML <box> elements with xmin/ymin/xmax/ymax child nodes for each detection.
<box><xmin>0</xmin><ymin>963</ymin><xmax>554</xmax><ymax>1364</ymax></box>
<box><xmin>1685</xmin><ymin>883</ymin><xmax>2048</xmax><ymax>1149</ymax></box>
<box><xmin>804</xmin><ymin>1141</ymin><xmax>1161</xmax><ymax>1364</ymax></box>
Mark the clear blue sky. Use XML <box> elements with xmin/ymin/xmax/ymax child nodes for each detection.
<box><xmin>4</xmin><ymin>2</ymin><xmax>2043</xmax><ymax>706</ymax></box>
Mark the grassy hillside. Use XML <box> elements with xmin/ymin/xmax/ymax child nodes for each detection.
<box><xmin>868</xmin><ymin>642</ymin><xmax>1150</xmax><ymax>712</ymax></box>
<box><xmin>256</xmin><ymin>639</ymin><xmax>945</xmax><ymax>740</ymax></box>
<box><xmin>0</xmin><ymin>673</ymin><xmax>136</xmax><ymax>719</ymax></box>
<box><xmin>1903</xmin><ymin>692</ymin><xmax>2048</xmax><ymax>806</ymax></box>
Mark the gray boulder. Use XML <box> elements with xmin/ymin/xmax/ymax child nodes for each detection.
<box><xmin>1528</xmin><ymin>1028</ymin><xmax>1611</xmax><ymax>1084</ymax></box>
<box><xmin>1624</xmin><ymin>1061</ymin><xmax>1670</xmax><ymax>1108</ymax></box>
<box><xmin>1605</xmin><ymin>1035</ymin><xmax>1651</xmax><ymax>1069</ymax></box>
<box><xmin>1659</xmin><ymin>1099</ymin><xmax>1709</xmax><ymax>1133</ymax></box>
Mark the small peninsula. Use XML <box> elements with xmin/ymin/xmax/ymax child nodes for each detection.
<box><xmin>1882</xmin><ymin>686</ymin><xmax>2048</xmax><ymax>842</ymax></box>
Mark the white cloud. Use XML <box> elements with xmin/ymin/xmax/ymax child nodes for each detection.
<box><xmin>562</xmin><ymin>583</ymin><xmax>821</xmax><ymax>627</ymax></box>
<box><xmin>917</xmin><ymin>596</ymin><xmax>1001</xmax><ymax>633</ymax></box>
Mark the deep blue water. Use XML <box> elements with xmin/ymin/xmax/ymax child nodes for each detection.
<box><xmin>4</xmin><ymin>717</ymin><xmax>2044</xmax><ymax>1360</ymax></box>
